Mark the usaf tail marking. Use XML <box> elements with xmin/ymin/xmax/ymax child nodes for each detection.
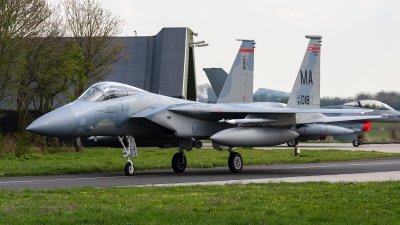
<box><xmin>298</xmin><ymin>95</ymin><xmax>310</xmax><ymax>105</ymax></box>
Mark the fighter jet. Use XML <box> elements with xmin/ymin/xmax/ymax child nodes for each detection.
<box><xmin>324</xmin><ymin>100</ymin><xmax>400</xmax><ymax>122</ymax></box>
<box><xmin>288</xmin><ymin>99</ymin><xmax>400</xmax><ymax>147</ymax></box>
<box><xmin>204</xmin><ymin>36</ymin><xmax>381</xmax><ymax>148</ymax></box>
<box><xmin>317</xmin><ymin>100</ymin><xmax>400</xmax><ymax>146</ymax></box>
<box><xmin>27</xmin><ymin>38</ymin><xmax>374</xmax><ymax>176</ymax></box>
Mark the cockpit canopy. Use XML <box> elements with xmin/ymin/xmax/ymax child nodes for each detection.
<box><xmin>344</xmin><ymin>100</ymin><xmax>394</xmax><ymax>110</ymax></box>
<box><xmin>78</xmin><ymin>82</ymin><xmax>143</xmax><ymax>102</ymax></box>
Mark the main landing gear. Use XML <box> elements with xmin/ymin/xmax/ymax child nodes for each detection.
<box><xmin>353</xmin><ymin>140</ymin><xmax>363</xmax><ymax>147</ymax></box>
<box><xmin>171</xmin><ymin>146</ymin><xmax>244</xmax><ymax>174</ymax></box>
<box><xmin>172</xmin><ymin>148</ymin><xmax>187</xmax><ymax>173</ymax></box>
<box><xmin>228</xmin><ymin>148</ymin><xmax>243</xmax><ymax>173</ymax></box>
<box><xmin>171</xmin><ymin>140</ymin><xmax>244</xmax><ymax>174</ymax></box>
<box><xmin>118</xmin><ymin>136</ymin><xmax>138</xmax><ymax>176</ymax></box>
<box><xmin>287</xmin><ymin>139</ymin><xmax>299</xmax><ymax>147</ymax></box>
<box><xmin>171</xmin><ymin>139</ymin><xmax>203</xmax><ymax>173</ymax></box>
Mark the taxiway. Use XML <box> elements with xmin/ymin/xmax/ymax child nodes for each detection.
<box><xmin>1</xmin><ymin>157</ymin><xmax>400</xmax><ymax>189</ymax></box>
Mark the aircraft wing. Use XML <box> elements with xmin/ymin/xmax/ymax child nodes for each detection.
<box><xmin>168</xmin><ymin>103</ymin><xmax>373</xmax><ymax>116</ymax></box>
<box><xmin>130</xmin><ymin>104</ymin><xmax>177</xmax><ymax>135</ymax></box>
<box><xmin>130</xmin><ymin>104</ymin><xmax>172</xmax><ymax>118</ymax></box>
<box><xmin>299</xmin><ymin>115</ymin><xmax>382</xmax><ymax>124</ymax></box>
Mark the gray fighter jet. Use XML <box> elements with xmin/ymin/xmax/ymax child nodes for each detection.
<box><xmin>324</xmin><ymin>100</ymin><xmax>400</xmax><ymax>123</ymax></box>
<box><xmin>27</xmin><ymin>38</ymin><xmax>375</xmax><ymax>176</ymax></box>
<box><xmin>319</xmin><ymin>100</ymin><xmax>400</xmax><ymax>146</ymax></box>
<box><xmin>290</xmin><ymin>99</ymin><xmax>400</xmax><ymax>147</ymax></box>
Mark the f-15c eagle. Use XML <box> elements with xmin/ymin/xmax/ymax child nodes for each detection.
<box><xmin>27</xmin><ymin>37</ymin><xmax>376</xmax><ymax>176</ymax></box>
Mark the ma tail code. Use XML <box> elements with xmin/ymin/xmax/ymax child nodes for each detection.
<box><xmin>300</xmin><ymin>70</ymin><xmax>313</xmax><ymax>85</ymax></box>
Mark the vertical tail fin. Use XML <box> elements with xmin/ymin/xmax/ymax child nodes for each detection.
<box><xmin>286</xmin><ymin>35</ymin><xmax>322</xmax><ymax>108</ymax></box>
<box><xmin>203</xmin><ymin>68</ymin><xmax>228</xmax><ymax>98</ymax></box>
<box><xmin>217</xmin><ymin>39</ymin><xmax>255</xmax><ymax>103</ymax></box>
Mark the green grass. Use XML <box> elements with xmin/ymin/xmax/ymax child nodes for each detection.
<box><xmin>363</xmin><ymin>131</ymin><xmax>396</xmax><ymax>142</ymax></box>
<box><xmin>1</xmin><ymin>147</ymin><xmax>400</xmax><ymax>177</ymax></box>
<box><xmin>371</xmin><ymin>122</ymin><xmax>400</xmax><ymax>128</ymax></box>
<box><xmin>1</xmin><ymin>182</ymin><xmax>400</xmax><ymax>224</ymax></box>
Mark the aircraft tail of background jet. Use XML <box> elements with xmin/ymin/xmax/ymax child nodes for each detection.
<box><xmin>286</xmin><ymin>35</ymin><xmax>322</xmax><ymax>109</ymax></box>
<box><xmin>203</xmin><ymin>68</ymin><xmax>228</xmax><ymax>98</ymax></box>
<box><xmin>217</xmin><ymin>39</ymin><xmax>255</xmax><ymax>103</ymax></box>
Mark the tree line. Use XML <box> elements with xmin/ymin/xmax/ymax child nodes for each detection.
<box><xmin>275</xmin><ymin>92</ymin><xmax>400</xmax><ymax>110</ymax></box>
<box><xmin>0</xmin><ymin>0</ymin><xmax>127</xmax><ymax>131</ymax></box>
<box><xmin>199</xmin><ymin>84</ymin><xmax>400</xmax><ymax>110</ymax></box>
<box><xmin>319</xmin><ymin>91</ymin><xmax>400</xmax><ymax>110</ymax></box>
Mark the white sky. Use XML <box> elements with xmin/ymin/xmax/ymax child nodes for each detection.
<box><xmin>100</xmin><ymin>0</ymin><xmax>400</xmax><ymax>97</ymax></box>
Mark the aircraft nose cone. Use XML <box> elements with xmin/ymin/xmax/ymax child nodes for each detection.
<box><xmin>27</xmin><ymin>107</ymin><xmax>76</xmax><ymax>136</ymax></box>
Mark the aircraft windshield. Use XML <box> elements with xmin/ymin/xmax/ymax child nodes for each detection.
<box><xmin>344</xmin><ymin>100</ymin><xmax>394</xmax><ymax>110</ymax></box>
<box><xmin>78</xmin><ymin>82</ymin><xmax>143</xmax><ymax>102</ymax></box>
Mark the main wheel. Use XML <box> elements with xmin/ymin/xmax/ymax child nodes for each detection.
<box><xmin>353</xmin><ymin>140</ymin><xmax>360</xmax><ymax>147</ymax></box>
<box><xmin>172</xmin><ymin>153</ymin><xmax>187</xmax><ymax>173</ymax></box>
<box><xmin>192</xmin><ymin>140</ymin><xmax>203</xmax><ymax>149</ymax></box>
<box><xmin>228</xmin><ymin>152</ymin><xmax>243</xmax><ymax>173</ymax></box>
<box><xmin>124</xmin><ymin>162</ymin><xmax>135</xmax><ymax>176</ymax></box>
<box><xmin>287</xmin><ymin>139</ymin><xmax>299</xmax><ymax>147</ymax></box>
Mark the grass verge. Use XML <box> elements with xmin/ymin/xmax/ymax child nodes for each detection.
<box><xmin>1</xmin><ymin>147</ymin><xmax>400</xmax><ymax>177</ymax></box>
<box><xmin>1</xmin><ymin>181</ymin><xmax>400</xmax><ymax>224</ymax></box>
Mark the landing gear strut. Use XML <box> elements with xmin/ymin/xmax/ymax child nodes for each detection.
<box><xmin>118</xmin><ymin>136</ymin><xmax>138</xmax><ymax>176</ymax></box>
<box><xmin>228</xmin><ymin>148</ymin><xmax>243</xmax><ymax>173</ymax></box>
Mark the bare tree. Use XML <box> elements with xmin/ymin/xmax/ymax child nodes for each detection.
<box><xmin>62</xmin><ymin>0</ymin><xmax>128</xmax><ymax>96</ymax></box>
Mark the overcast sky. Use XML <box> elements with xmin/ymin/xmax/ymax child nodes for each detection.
<box><xmin>100</xmin><ymin>0</ymin><xmax>400</xmax><ymax>97</ymax></box>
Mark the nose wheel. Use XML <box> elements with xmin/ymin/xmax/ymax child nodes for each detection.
<box><xmin>124</xmin><ymin>161</ymin><xmax>135</xmax><ymax>176</ymax></box>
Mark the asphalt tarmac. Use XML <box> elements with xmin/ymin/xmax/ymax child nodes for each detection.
<box><xmin>1</xmin><ymin>143</ymin><xmax>400</xmax><ymax>189</ymax></box>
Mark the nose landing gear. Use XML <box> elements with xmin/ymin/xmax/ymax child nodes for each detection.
<box><xmin>118</xmin><ymin>136</ymin><xmax>138</xmax><ymax>176</ymax></box>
